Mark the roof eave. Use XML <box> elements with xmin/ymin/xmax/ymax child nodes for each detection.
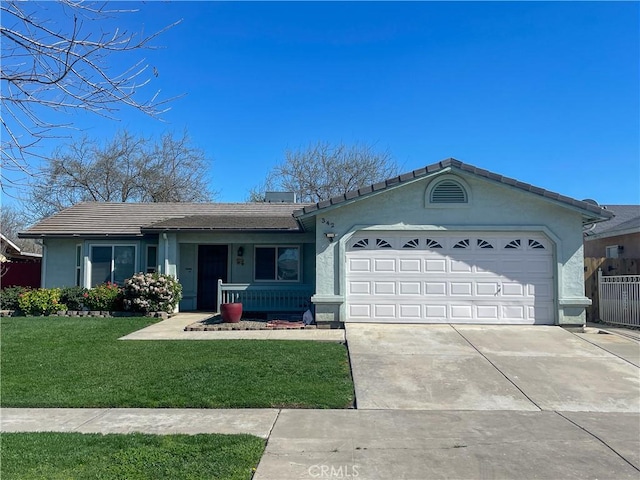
<box><xmin>140</xmin><ymin>227</ymin><xmax>304</xmax><ymax>233</ymax></box>
<box><xmin>584</xmin><ymin>226</ymin><xmax>640</xmax><ymax>240</ymax></box>
<box><xmin>293</xmin><ymin>159</ymin><xmax>613</xmax><ymax>222</ymax></box>
<box><xmin>18</xmin><ymin>232</ymin><xmax>145</xmax><ymax>239</ymax></box>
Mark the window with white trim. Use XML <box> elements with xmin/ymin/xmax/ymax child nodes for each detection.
<box><xmin>90</xmin><ymin>245</ymin><xmax>136</xmax><ymax>287</ymax></box>
<box><xmin>254</xmin><ymin>246</ymin><xmax>300</xmax><ymax>281</ymax></box>
<box><xmin>146</xmin><ymin>245</ymin><xmax>158</xmax><ymax>273</ymax></box>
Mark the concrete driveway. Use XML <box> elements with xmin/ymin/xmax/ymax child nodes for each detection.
<box><xmin>254</xmin><ymin>324</ymin><xmax>640</xmax><ymax>479</ymax></box>
<box><xmin>346</xmin><ymin>324</ymin><xmax>640</xmax><ymax>412</ymax></box>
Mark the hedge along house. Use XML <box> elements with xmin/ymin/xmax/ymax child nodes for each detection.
<box><xmin>20</xmin><ymin>159</ymin><xmax>612</xmax><ymax>326</ymax></box>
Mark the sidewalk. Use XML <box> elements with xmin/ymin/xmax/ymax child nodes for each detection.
<box><xmin>119</xmin><ymin>312</ymin><xmax>345</xmax><ymax>342</ymax></box>
<box><xmin>1</xmin><ymin>408</ymin><xmax>278</xmax><ymax>439</ymax></box>
<box><xmin>3</xmin><ymin>408</ymin><xmax>638</xmax><ymax>479</ymax></box>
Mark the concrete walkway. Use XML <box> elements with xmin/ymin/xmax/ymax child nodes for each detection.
<box><xmin>255</xmin><ymin>409</ymin><xmax>640</xmax><ymax>480</ymax></box>
<box><xmin>119</xmin><ymin>312</ymin><xmax>345</xmax><ymax>342</ymax></box>
<box><xmin>3</xmin><ymin>408</ymin><xmax>638</xmax><ymax>479</ymax></box>
<box><xmin>1</xmin><ymin>408</ymin><xmax>278</xmax><ymax>439</ymax></box>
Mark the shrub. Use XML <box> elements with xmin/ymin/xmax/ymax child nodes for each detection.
<box><xmin>84</xmin><ymin>283</ymin><xmax>122</xmax><ymax>311</ymax></box>
<box><xmin>60</xmin><ymin>286</ymin><xmax>88</xmax><ymax>311</ymax></box>
<box><xmin>0</xmin><ymin>286</ymin><xmax>31</xmax><ymax>310</ymax></box>
<box><xmin>17</xmin><ymin>288</ymin><xmax>66</xmax><ymax>316</ymax></box>
<box><xmin>123</xmin><ymin>273</ymin><xmax>182</xmax><ymax>313</ymax></box>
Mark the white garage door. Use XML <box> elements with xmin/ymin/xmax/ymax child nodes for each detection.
<box><xmin>346</xmin><ymin>232</ymin><xmax>555</xmax><ymax>324</ymax></box>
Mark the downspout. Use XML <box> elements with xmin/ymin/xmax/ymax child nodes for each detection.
<box><xmin>37</xmin><ymin>239</ymin><xmax>46</xmax><ymax>288</ymax></box>
<box><xmin>163</xmin><ymin>232</ymin><xmax>169</xmax><ymax>276</ymax></box>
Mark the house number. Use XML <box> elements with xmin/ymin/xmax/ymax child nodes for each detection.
<box><xmin>321</xmin><ymin>217</ymin><xmax>335</xmax><ymax>228</ymax></box>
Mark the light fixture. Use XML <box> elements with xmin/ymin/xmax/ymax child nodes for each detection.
<box><xmin>325</xmin><ymin>232</ymin><xmax>336</xmax><ymax>242</ymax></box>
<box><xmin>237</xmin><ymin>246</ymin><xmax>244</xmax><ymax>257</ymax></box>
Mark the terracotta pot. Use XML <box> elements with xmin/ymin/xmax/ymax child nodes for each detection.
<box><xmin>220</xmin><ymin>303</ymin><xmax>242</xmax><ymax>323</ymax></box>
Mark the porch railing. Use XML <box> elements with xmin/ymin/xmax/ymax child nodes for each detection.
<box><xmin>598</xmin><ymin>269</ymin><xmax>640</xmax><ymax>327</ymax></box>
<box><xmin>217</xmin><ymin>279</ymin><xmax>314</xmax><ymax>313</ymax></box>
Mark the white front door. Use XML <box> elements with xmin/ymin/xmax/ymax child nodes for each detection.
<box><xmin>345</xmin><ymin>232</ymin><xmax>555</xmax><ymax>324</ymax></box>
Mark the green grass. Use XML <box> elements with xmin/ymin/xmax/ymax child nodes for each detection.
<box><xmin>1</xmin><ymin>432</ymin><xmax>264</xmax><ymax>480</ymax></box>
<box><xmin>1</xmin><ymin>317</ymin><xmax>354</xmax><ymax>408</ymax></box>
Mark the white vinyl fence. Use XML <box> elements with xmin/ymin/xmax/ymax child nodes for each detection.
<box><xmin>598</xmin><ymin>269</ymin><xmax>640</xmax><ymax>327</ymax></box>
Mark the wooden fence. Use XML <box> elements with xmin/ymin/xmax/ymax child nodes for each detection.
<box><xmin>584</xmin><ymin>257</ymin><xmax>640</xmax><ymax>321</ymax></box>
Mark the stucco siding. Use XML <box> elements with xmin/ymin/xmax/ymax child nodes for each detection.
<box><xmin>311</xmin><ymin>171</ymin><xmax>589</xmax><ymax>324</ymax></box>
<box><xmin>42</xmin><ymin>238</ymin><xmax>78</xmax><ymax>288</ymax></box>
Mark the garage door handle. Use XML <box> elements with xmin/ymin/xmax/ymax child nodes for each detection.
<box><xmin>495</xmin><ymin>285</ymin><xmax>501</xmax><ymax>296</ymax></box>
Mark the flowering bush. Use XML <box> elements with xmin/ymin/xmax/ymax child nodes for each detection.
<box><xmin>1</xmin><ymin>286</ymin><xmax>31</xmax><ymax>310</ymax></box>
<box><xmin>60</xmin><ymin>286</ymin><xmax>88</xmax><ymax>311</ymax></box>
<box><xmin>122</xmin><ymin>273</ymin><xmax>182</xmax><ymax>313</ymax></box>
<box><xmin>84</xmin><ymin>282</ymin><xmax>122</xmax><ymax>311</ymax></box>
<box><xmin>17</xmin><ymin>288</ymin><xmax>66</xmax><ymax>315</ymax></box>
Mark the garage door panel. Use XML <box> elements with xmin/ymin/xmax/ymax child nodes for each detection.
<box><xmin>374</xmin><ymin>304</ymin><xmax>396</xmax><ymax>318</ymax></box>
<box><xmin>502</xmin><ymin>259</ymin><xmax>526</xmax><ymax>274</ymax></box>
<box><xmin>502</xmin><ymin>305</ymin><xmax>526</xmax><ymax>320</ymax></box>
<box><xmin>399</xmin><ymin>259</ymin><xmax>421</xmax><ymax>272</ymax></box>
<box><xmin>349</xmin><ymin>258</ymin><xmax>371</xmax><ymax>272</ymax></box>
<box><xmin>349</xmin><ymin>281</ymin><xmax>371</xmax><ymax>295</ymax></box>
<box><xmin>477</xmin><ymin>305</ymin><xmax>499</xmax><ymax>320</ymax></box>
<box><xmin>451</xmin><ymin>260</ymin><xmax>472</xmax><ymax>273</ymax></box>
<box><xmin>373</xmin><ymin>259</ymin><xmax>395</xmax><ymax>272</ymax></box>
<box><xmin>349</xmin><ymin>304</ymin><xmax>370</xmax><ymax>318</ymax></box>
<box><xmin>451</xmin><ymin>282</ymin><xmax>473</xmax><ymax>295</ymax></box>
<box><xmin>425</xmin><ymin>259</ymin><xmax>446</xmax><ymax>272</ymax></box>
<box><xmin>526</xmin><ymin>260</ymin><xmax>552</xmax><ymax>274</ymax></box>
<box><xmin>425</xmin><ymin>305</ymin><xmax>447</xmax><ymax>318</ymax></box>
<box><xmin>451</xmin><ymin>305</ymin><xmax>473</xmax><ymax>319</ymax></box>
<box><xmin>399</xmin><ymin>282</ymin><xmax>421</xmax><ymax>295</ymax></box>
<box><xmin>346</xmin><ymin>232</ymin><xmax>555</xmax><ymax>325</ymax></box>
<box><xmin>502</xmin><ymin>282</ymin><xmax>525</xmax><ymax>297</ymax></box>
<box><xmin>476</xmin><ymin>282</ymin><xmax>499</xmax><ymax>296</ymax></box>
<box><xmin>399</xmin><ymin>304</ymin><xmax>422</xmax><ymax>318</ymax></box>
<box><xmin>475</xmin><ymin>258</ymin><xmax>500</xmax><ymax>273</ymax></box>
<box><xmin>374</xmin><ymin>282</ymin><xmax>396</xmax><ymax>295</ymax></box>
<box><xmin>425</xmin><ymin>282</ymin><xmax>447</xmax><ymax>295</ymax></box>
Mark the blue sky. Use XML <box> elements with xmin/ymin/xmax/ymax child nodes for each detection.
<box><xmin>8</xmin><ymin>1</ymin><xmax>640</xmax><ymax>205</ymax></box>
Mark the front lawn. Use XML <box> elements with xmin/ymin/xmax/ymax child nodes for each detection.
<box><xmin>1</xmin><ymin>432</ymin><xmax>264</xmax><ymax>480</ymax></box>
<box><xmin>1</xmin><ymin>317</ymin><xmax>354</xmax><ymax>408</ymax></box>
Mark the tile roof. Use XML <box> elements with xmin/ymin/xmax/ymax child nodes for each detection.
<box><xmin>19</xmin><ymin>202</ymin><xmax>304</xmax><ymax>237</ymax></box>
<box><xmin>143</xmin><ymin>215</ymin><xmax>300</xmax><ymax>231</ymax></box>
<box><xmin>293</xmin><ymin>158</ymin><xmax>613</xmax><ymax>221</ymax></box>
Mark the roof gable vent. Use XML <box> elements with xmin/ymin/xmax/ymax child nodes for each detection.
<box><xmin>430</xmin><ymin>180</ymin><xmax>467</xmax><ymax>203</ymax></box>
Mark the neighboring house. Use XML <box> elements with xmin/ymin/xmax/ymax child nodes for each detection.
<box><xmin>584</xmin><ymin>205</ymin><xmax>640</xmax><ymax>259</ymax></box>
<box><xmin>19</xmin><ymin>158</ymin><xmax>612</xmax><ymax>326</ymax></box>
<box><xmin>1</xmin><ymin>233</ymin><xmax>42</xmax><ymax>288</ymax></box>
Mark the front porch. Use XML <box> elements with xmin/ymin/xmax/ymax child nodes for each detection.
<box><xmin>217</xmin><ymin>279</ymin><xmax>314</xmax><ymax>313</ymax></box>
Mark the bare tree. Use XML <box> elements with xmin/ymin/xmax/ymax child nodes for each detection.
<box><xmin>27</xmin><ymin>130</ymin><xmax>215</xmax><ymax>219</ymax></box>
<box><xmin>0</xmin><ymin>0</ymin><xmax>181</xmax><ymax>191</ymax></box>
<box><xmin>1</xmin><ymin>204</ymin><xmax>41</xmax><ymax>254</ymax></box>
<box><xmin>249</xmin><ymin>141</ymin><xmax>399</xmax><ymax>203</ymax></box>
